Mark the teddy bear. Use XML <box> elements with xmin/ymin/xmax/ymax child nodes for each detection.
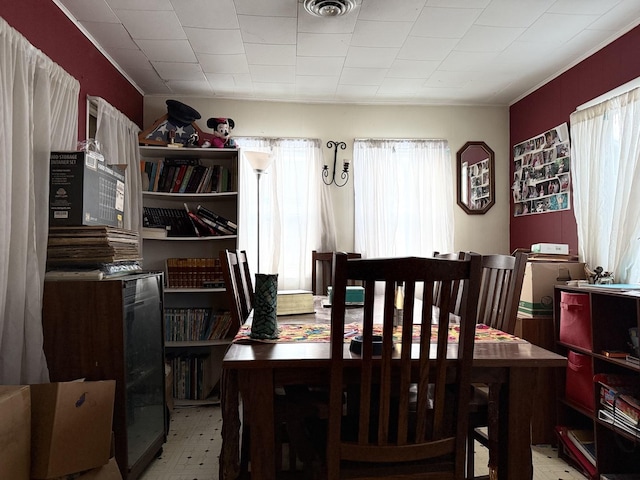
<box><xmin>202</xmin><ymin>117</ymin><xmax>237</xmax><ymax>148</ymax></box>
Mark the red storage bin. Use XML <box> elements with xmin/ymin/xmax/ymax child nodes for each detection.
<box><xmin>559</xmin><ymin>291</ymin><xmax>592</xmax><ymax>350</ymax></box>
<box><xmin>565</xmin><ymin>350</ymin><xmax>595</xmax><ymax>412</ymax></box>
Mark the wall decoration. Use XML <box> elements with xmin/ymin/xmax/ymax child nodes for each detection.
<box><xmin>512</xmin><ymin>123</ymin><xmax>571</xmax><ymax>217</ymax></box>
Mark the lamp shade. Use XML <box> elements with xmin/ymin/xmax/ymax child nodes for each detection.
<box><xmin>245</xmin><ymin>151</ymin><xmax>273</xmax><ymax>173</ymax></box>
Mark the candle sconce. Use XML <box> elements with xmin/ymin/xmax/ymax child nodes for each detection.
<box><xmin>322</xmin><ymin>140</ymin><xmax>349</xmax><ymax>187</ymax></box>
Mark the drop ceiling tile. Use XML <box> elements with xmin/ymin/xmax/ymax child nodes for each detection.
<box><xmin>185</xmin><ymin>28</ymin><xmax>245</xmax><ymax>55</ymax></box>
<box><xmin>167</xmin><ymin>79</ymin><xmax>214</xmax><ymax>95</ymax></box>
<box><xmin>340</xmin><ymin>67</ymin><xmax>387</xmax><ymax>85</ymax></box>
<box><xmin>351</xmin><ymin>20</ymin><xmax>414</xmax><ymax>48</ymax></box>
<box><xmin>171</xmin><ymin>0</ymin><xmax>239</xmax><ymax>29</ymax></box>
<box><xmin>377</xmin><ymin>77</ymin><xmax>425</xmax><ymax>94</ymax></box>
<box><xmin>297</xmin><ymin>56</ymin><xmax>345</xmax><ymax>76</ymax></box>
<box><xmin>58</xmin><ymin>0</ymin><xmax>120</xmax><ymax>22</ymax></box>
<box><xmin>107</xmin><ymin>0</ymin><xmax>172</xmax><ymax>10</ymax></box>
<box><xmin>387</xmin><ymin>59</ymin><xmax>438</xmax><ymax>78</ymax></box>
<box><xmin>475</xmin><ymin>0</ymin><xmax>554</xmax><ymax>28</ymax></box>
<box><xmin>398</xmin><ymin>36</ymin><xmax>457</xmax><ymax>61</ymax></box>
<box><xmin>197</xmin><ymin>53</ymin><xmax>249</xmax><ymax>74</ymax></box>
<box><xmin>136</xmin><ymin>39</ymin><xmax>197</xmax><ymax>62</ymax></box>
<box><xmin>152</xmin><ymin>61</ymin><xmax>205</xmax><ymax>80</ymax></box>
<box><xmin>411</xmin><ymin>6</ymin><xmax>482</xmax><ymax>38</ymax></box>
<box><xmin>549</xmin><ymin>0</ymin><xmax>623</xmax><ymax>15</ymax></box>
<box><xmin>81</xmin><ymin>21</ymin><xmax>139</xmax><ymax>49</ymax></box>
<box><xmin>115</xmin><ymin>9</ymin><xmax>185</xmax><ymax>40</ymax></box>
<box><xmin>588</xmin><ymin>0</ymin><xmax>640</xmax><ymax>31</ymax></box>
<box><xmin>519</xmin><ymin>13</ymin><xmax>600</xmax><ymax>44</ymax></box>
<box><xmin>205</xmin><ymin>73</ymin><xmax>239</xmax><ymax>89</ymax></box>
<box><xmin>234</xmin><ymin>0</ymin><xmax>296</xmax><ymax>17</ymax></box>
<box><xmin>358</xmin><ymin>0</ymin><xmax>427</xmax><ymax>22</ymax></box>
<box><xmin>297</xmin><ymin>33</ymin><xmax>351</xmax><ymax>57</ymax></box>
<box><xmin>345</xmin><ymin>46</ymin><xmax>399</xmax><ymax>68</ymax></box>
<box><xmin>248</xmin><ymin>65</ymin><xmax>296</xmax><ymax>83</ymax></box>
<box><xmin>455</xmin><ymin>25</ymin><xmax>526</xmax><ymax>52</ymax></box>
<box><xmin>335</xmin><ymin>84</ymin><xmax>379</xmax><ymax>98</ymax></box>
<box><xmin>245</xmin><ymin>44</ymin><xmax>296</xmax><ymax>65</ymax></box>
<box><xmin>238</xmin><ymin>15</ymin><xmax>297</xmax><ymax>44</ymax></box>
<box><xmin>426</xmin><ymin>0</ymin><xmax>490</xmax><ymax>7</ymax></box>
<box><xmin>108</xmin><ymin>48</ymin><xmax>155</xmax><ymax>69</ymax></box>
<box><xmin>424</xmin><ymin>70</ymin><xmax>471</xmax><ymax>87</ymax></box>
<box><xmin>439</xmin><ymin>51</ymin><xmax>498</xmax><ymax>71</ymax></box>
<box><xmin>295</xmin><ymin>76</ymin><xmax>339</xmax><ymax>92</ymax></box>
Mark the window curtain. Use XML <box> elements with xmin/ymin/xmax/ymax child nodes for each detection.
<box><xmin>90</xmin><ymin>96</ymin><xmax>143</xmax><ymax>238</ymax></box>
<box><xmin>353</xmin><ymin>139</ymin><xmax>454</xmax><ymax>258</ymax></box>
<box><xmin>235</xmin><ymin>137</ymin><xmax>336</xmax><ymax>290</ymax></box>
<box><xmin>0</xmin><ymin>17</ymin><xmax>79</xmax><ymax>384</ymax></box>
<box><xmin>570</xmin><ymin>88</ymin><xmax>640</xmax><ymax>283</ymax></box>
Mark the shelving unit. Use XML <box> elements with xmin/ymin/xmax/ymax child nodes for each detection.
<box><xmin>140</xmin><ymin>145</ymin><xmax>240</xmax><ymax>406</ymax></box>
<box><xmin>553</xmin><ymin>285</ymin><xmax>640</xmax><ymax>479</ymax></box>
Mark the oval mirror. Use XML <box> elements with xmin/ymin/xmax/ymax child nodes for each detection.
<box><xmin>456</xmin><ymin>141</ymin><xmax>495</xmax><ymax>215</ymax></box>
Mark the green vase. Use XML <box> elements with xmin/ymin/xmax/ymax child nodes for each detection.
<box><xmin>250</xmin><ymin>273</ymin><xmax>279</xmax><ymax>339</ymax></box>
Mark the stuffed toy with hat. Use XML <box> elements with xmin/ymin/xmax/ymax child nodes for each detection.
<box><xmin>202</xmin><ymin>117</ymin><xmax>237</xmax><ymax>149</ymax></box>
<box><xmin>140</xmin><ymin>100</ymin><xmax>202</xmax><ymax>147</ymax></box>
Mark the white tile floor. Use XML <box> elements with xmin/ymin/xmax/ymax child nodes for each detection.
<box><xmin>138</xmin><ymin>405</ymin><xmax>587</xmax><ymax>480</ymax></box>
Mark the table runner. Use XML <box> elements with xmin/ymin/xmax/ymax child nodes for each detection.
<box><xmin>233</xmin><ymin>322</ymin><xmax>527</xmax><ymax>344</ymax></box>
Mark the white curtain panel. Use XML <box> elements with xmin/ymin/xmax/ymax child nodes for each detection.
<box><xmin>570</xmin><ymin>88</ymin><xmax>640</xmax><ymax>283</ymax></box>
<box><xmin>0</xmin><ymin>17</ymin><xmax>79</xmax><ymax>384</ymax></box>
<box><xmin>235</xmin><ymin>137</ymin><xmax>336</xmax><ymax>290</ymax></box>
<box><xmin>353</xmin><ymin>139</ymin><xmax>454</xmax><ymax>259</ymax></box>
<box><xmin>91</xmin><ymin>96</ymin><xmax>142</xmax><ymax>237</ymax></box>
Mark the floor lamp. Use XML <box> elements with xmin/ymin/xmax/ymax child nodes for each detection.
<box><xmin>245</xmin><ymin>151</ymin><xmax>273</xmax><ymax>273</ymax></box>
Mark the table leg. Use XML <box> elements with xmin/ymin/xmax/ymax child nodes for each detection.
<box><xmin>220</xmin><ymin>368</ymin><xmax>241</xmax><ymax>480</ymax></box>
<box><xmin>246</xmin><ymin>369</ymin><xmax>276</xmax><ymax>479</ymax></box>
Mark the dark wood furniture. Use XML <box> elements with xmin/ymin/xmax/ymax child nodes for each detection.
<box><xmin>311</xmin><ymin>250</ymin><xmax>361</xmax><ymax>295</ymax></box>
<box><xmin>219</xmin><ymin>302</ymin><xmax>566</xmax><ymax>480</ymax></box>
<box><xmin>553</xmin><ymin>285</ymin><xmax>640</xmax><ymax>478</ymax></box>
<box><xmin>325</xmin><ymin>253</ymin><xmax>483</xmax><ymax>478</ymax></box>
<box><xmin>42</xmin><ymin>273</ymin><xmax>165</xmax><ymax>480</ymax></box>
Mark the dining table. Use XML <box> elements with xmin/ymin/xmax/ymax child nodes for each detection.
<box><xmin>218</xmin><ymin>297</ymin><xmax>567</xmax><ymax>480</ymax></box>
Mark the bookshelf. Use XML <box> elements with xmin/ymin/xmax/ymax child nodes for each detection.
<box><xmin>140</xmin><ymin>145</ymin><xmax>240</xmax><ymax>406</ymax></box>
<box><xmin>553</xmin><ymin>285</ymin><xmax>640</xmax><ymax>479</ymax></box>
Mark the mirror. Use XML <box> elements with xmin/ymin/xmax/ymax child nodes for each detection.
<box><xmin>456</xmin><ymin>141</ymin><xmax>495</xmax><ymax>215</ymax></box>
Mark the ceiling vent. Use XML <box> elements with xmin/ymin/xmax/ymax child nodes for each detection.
<box><xmin>303</xmin><ymin>0</ymin><xmax>356</xmax><ymax>17</ymax></box>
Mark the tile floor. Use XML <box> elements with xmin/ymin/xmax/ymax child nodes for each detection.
<box><xmin>138</xmin><ymin>404</ymin><xmax>587</xmax><ymax>480</ymax></box>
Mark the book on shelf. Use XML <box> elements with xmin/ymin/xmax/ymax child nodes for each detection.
<box><xmin>141</xmin><ymin>159</ymin><xmax>236</xmax><ymax>194</ymax></box>
<box><xmin>142</xmin><ymin>226</ymin><xmax>169</xmax><ymax>239</ymax></box>
<box><xmin>195</xmin><ymin>204</ymin><xmax>238</xmax><ymax>232</ymax></box>
<box><xmin>166</xmin><ymin>257</ymin><xmax>223</xmax><ymax>289</ymax></box>
<box><xmin>277</xmin><ymin>290</ymin><xmax>314</xmax><ymax>316</ymax></box>
<box><xmin>595</xmin><ymin>373</ymin><xmax>640</xmax><ymax>428</ymax></box>
<box><xmin>555</xmin><ymin>425</ymin><xmax>598</xmax><ymax>479</ymax></box>
<box><xmin>598</xmin><ymin>409</ymin><xmax>640</xmax><ymax>438</ymax></box>
<box><xmin>165</xmin><ymin>307</ymin><xmax>213</xmax><ymax>342</ymax></box>
<box><xmin>566</xmin><ymin>428</ymin><xmax>596</xmax><ymax>466</ymax></box>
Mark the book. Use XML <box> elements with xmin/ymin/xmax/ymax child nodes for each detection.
<box><xmin>566</xmin><ymin>429</ymin><xmax>596</xmax><ymax>466</ymax></box>
<box><xmin>196</xmin><ymin>214</ymin><xmax>235</xmax><ymax>236</ymax></box>
<box><xmin>596</xmin><ymin>373</ymin><xmax>640</xmax><ymax>427</ymax></box>
<box><xmin>555</xmin><ymin>425</ymin><xmax>598</xmax><ymax>479</ymax></box>
<box><xmin>276</xmin><ymin>290</ymin><xmax>314</xmax><ymax>316</ymax></box>
<box><xmin>142</xmin><ymin>226</ymin><xmax>169</xmax><ymax>239</ymax></box>
<box><xmin>195</xmin><ymin>204</ymin><xmax>238</xmax><ymax>231</ymax></box>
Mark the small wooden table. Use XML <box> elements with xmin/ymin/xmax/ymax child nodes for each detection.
<box><xmin>219</xmin><ymin>303</ymin><xmax>566</xmax><ymax>480</ymax></box>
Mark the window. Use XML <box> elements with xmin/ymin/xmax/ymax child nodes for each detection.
<box><xmin>353</xmin><ymin>139</ymin><xmax>454</xmax><ymax>258</ymax></box>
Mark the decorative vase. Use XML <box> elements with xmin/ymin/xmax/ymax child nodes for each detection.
<box><xmin>250</xmin><ymin>273</ymin><xmax>279</xmax><ymax>339</ymax></box>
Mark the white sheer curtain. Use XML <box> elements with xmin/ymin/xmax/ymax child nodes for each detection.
<box><xmin>570</xmin><ymin>88</ymin><xmax>640</xmax><ymax>283</ymax></box>
<box><xmin>235</xmin><ymin>137</ymin><xmax>336</xmax><ymax>290</ymax></box>
<box><xmin>91</xmin><ymin>96</ymin><xmax>143</xmax><ymax>237</ymax></box>
<box><xmin>353</xmin><ymin>139</ymin><xmax>454</xmax><ymax>258</ymax></box>
<box><xmin>0</xmin><ymin>17</ymin><xmax>79</xmax><ymax>384</ymax></box>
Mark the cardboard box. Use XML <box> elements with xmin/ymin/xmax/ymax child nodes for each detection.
<box><xmin>49</xmin><ymin>151</ymin><xmax>125</xmax><ymax>228</ymax></box>
<box><xmin>518</xmin><ymin>262</ymin><xmax>585</xmax><ymax>317</ymax></box>
<box><xmin>531</xmin><ymin>243</ymin><xmax>569</xmax><ymax>255</ymax></box>
<box><xmin>0</xmin><ymin>385</ymin><xmax>30</xmax><ymax>480</ymax></box>
<box><xmin>30</xmin><ymin>380</ymin><xmax>116</xmax><ymax>479</ymax></box>
<box><xmin>71</xmin><ymin>458</ymin><xmax>123</xmax><ymax>480</ymax></box>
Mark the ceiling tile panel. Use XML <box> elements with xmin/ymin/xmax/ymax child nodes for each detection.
<box><xmin>58</xmin><ymin>0</ymin><xmax>120</xmax><ymax>23</ymax></box>
<box><xmin>411</xmin><ymin>6</ymin><xmax>482</xmax><ymax>38</ymax></box>
<box><xmin>297</xmin><ymin>33</ymin><xmax>351</xmax><ymax>57</ymax></box>
<box><xmin>519</xmin><ymin>13</ymin><xmax>600</xmax><ymax>44</ymax></box>
<box><xmin>152</xmin><ymin>61</ymin><xmax>205</xmax><ymax>80</ymax></box>
<box><xmin>398</xmin><ymin>36</ymin><xmax>458</xmax><ymax>61</ymax></box>
<box><xmin>197</xmin><ymin>53</ymin><xmax>249</xmax><ymax>74</ymax></box>
<box><xmin>358</xmin><ymin>0</ymin><xmax>427</xmax><ymax>22</ymax></box>
<box><xmin>475</xmin><ymin>0</ymin><xmax>554</xmax><ymax>28</ymax></box>
<box><xmin>296</xmin><ymin>56</ymin><xmax>345</xmax><ymax>76</ymax></box>
<box><xmin>455</xmin><ymin>25</ymin><xmax>526</xmax><ymax>52</ymax></box>
<box><xmin>245</xmin><ymin>44</ymin><xmax>296</xmax><ymax>65</ymax></box>
<box><xmin>136</xmin><ymin>39</ymin><xmax>197</xmax><ymax>62</ymax></box>
<box><xmin>115</xmin><ymin>9</ymin><xmax>185</xmax><ymax>40</ymax></box>
<box><xmin>106</xmin><ymin>0</ymin><xmax>172</xmax><ymax>9</ymax></box>
<box><xmin>351</xmin><ymin>20</ymin><xmax>414</xmax><ymax>48</ymax></box>
<box><xmin>171</xmin><ymin>0</ymin><xmax>239</xmax><ymax>29</ymax></box>
<box><xmin>238</xmin><ymin>15</ymin><xmax>297</xmax><ymax>44</ymax></box>
<box><xmin>80</xmin><ymin>21</ymin><xmax>138</xmax><ymax>49</ymax></box>
<box><xmin>185</xmin><ymin>28</ymin><xmax>245</xmax><ymax>55</ymax></box>
<box><xmin>345</xmin><ymin>46</ymin><xmax>399</xmax><ymax>68</ymax></box>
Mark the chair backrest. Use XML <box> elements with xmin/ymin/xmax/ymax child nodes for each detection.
<box><xmin>311</xmin><ymin>250</ymin><xmax>362</xmax><ymax>295</ymax></box>
<box><xmin>235</xmin><ymin>250</ymin><xmax>254</xmax><ymax>320</ymax></box>
<box><xmin>477</xmin><ymin>252</ymin><xmax>528</xmax><ymax>334</ymax></box>
<box><xmin>220</xmin><ymin>249</ymin><xmax>249</xmax><ymax>335</ymax></box>
<box><xmin>432</xmin><ymin>251</ymin><xmax>466</xmax><ymax>311</ymax></box>
<box><xmin>326</xmin><ymin>252</ymin><xmax>483</xmax><ymax>479</ymax></box>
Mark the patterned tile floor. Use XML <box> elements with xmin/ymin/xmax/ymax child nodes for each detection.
<box><xmin>138</xmin><ymin>405</ymin><xmax>586</xmax><ymax>480</ymax></box>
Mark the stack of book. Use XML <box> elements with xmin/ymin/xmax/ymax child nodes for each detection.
<box><xmin>46</xmin><ymin>226</ymin><xmax>141</xmax><ymax>278</ymax></box>
<box><xmin>165</xmin><ymin>257</ymin><xmax>224</xmax><ymax>289</ymax></box>
<box><xmin>142</xmin><ymin>204</ymin><xmax>237</xmax><ymax>238</ymax></box>
<box><xmin>595</xmin><ymin>373</ymin><xmax>640</xmax><ymax>438</ymax></box>
<box><xmin>555</xmin><ymin>425</ymin><xmax>597</xmax><ymax>479</ymax></box>
<box><xmin>142</xmin><ymin>158</ymin><xmax>235</xmax><ymax>194</ymax></box>
<box><xmin>276</xmin><ymin>290</ymin><xmax>314</xmax><ymax>316</ymax></box>
<box><xmin>165</xmin><ymin>307</ymin><xmax>214</xmax><ymax>342</ymax></box>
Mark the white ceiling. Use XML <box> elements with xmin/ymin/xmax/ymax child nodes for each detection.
<box><xmin>55</xmin><ymin>0</ymin><xmax>640</xmax><ymax>106</ymax></box>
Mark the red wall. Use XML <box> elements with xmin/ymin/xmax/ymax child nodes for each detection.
<box><xmin>509</xmin><ymin>25</ymin><xmax>640</xmax><ymax>255</ymax></box>
<box><xmin>1</xmin><ymin>1</ymin><xmax>143</xmax><ymax>141</ymax></box>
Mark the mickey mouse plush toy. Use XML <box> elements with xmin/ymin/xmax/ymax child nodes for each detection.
<box><xmin>203</xmin><ymin>117</ymin><xmax>237</xmax><ymax>148</ymax></box>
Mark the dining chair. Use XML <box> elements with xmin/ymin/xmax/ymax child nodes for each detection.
<box><xmin>466</xmin><ymin>251</ymin><xmax>528</xmax><ymax>480</ymax></box>
<box><xmin>326</xmin><ymin>252</ymin><xmax>483</xmax><ymax>479</ymax></box>
<box><xmin>311</xmin><ymin>250</ymin><xmax>361</xmax><ymax>296</ymax></box>
<box><xmin>235</xmin><ymin>249</ymin><xmax>254</xmax><ymax>320</ymax></box>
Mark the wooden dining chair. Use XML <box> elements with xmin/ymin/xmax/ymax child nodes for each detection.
<box><xmin>311</xmin><ymin>250</ymin><xmax>361</xmax><ymax>296</ymax></box>
<box><xmin>466</xmin><ymin>251</ymin><xmax>528</xmax><ymax>480</ymax></box>
<box><xmin>235</xmin><ymin>250</ymin><xmax>254</xmax><ymax>321</ymax></box>
<box><xmin>326</xmin><ymin>252</ymin><xmax>483</xmax><ymax>479</ymax></box>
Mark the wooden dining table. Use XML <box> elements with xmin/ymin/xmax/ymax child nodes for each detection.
<box><xmin>219</xmin><ymin>298</ymin><xmax>566</xmax><ymax>480</ymax></box>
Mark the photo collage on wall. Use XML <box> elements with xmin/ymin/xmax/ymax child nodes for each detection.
<box><xmin>512</xmin><ymin>123</ymin><xmax>571</xmax><ymax>217</ymax></box>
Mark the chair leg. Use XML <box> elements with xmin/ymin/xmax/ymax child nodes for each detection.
<box><xmin>467</xmin><ymin>426</ymin><xmax>475</xmax><ymax>480</ymax></box>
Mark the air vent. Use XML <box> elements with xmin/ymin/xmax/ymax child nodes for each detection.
<box><xmin>303</xmin><ymin>0</ymin><xmax>356</xmax><ymax>17</ymax></box>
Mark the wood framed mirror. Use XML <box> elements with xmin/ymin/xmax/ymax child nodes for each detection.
<box><xmin>456</xmin><ymin>141</ymin><xmax>495</xmax><ymax>215</ymax></box>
